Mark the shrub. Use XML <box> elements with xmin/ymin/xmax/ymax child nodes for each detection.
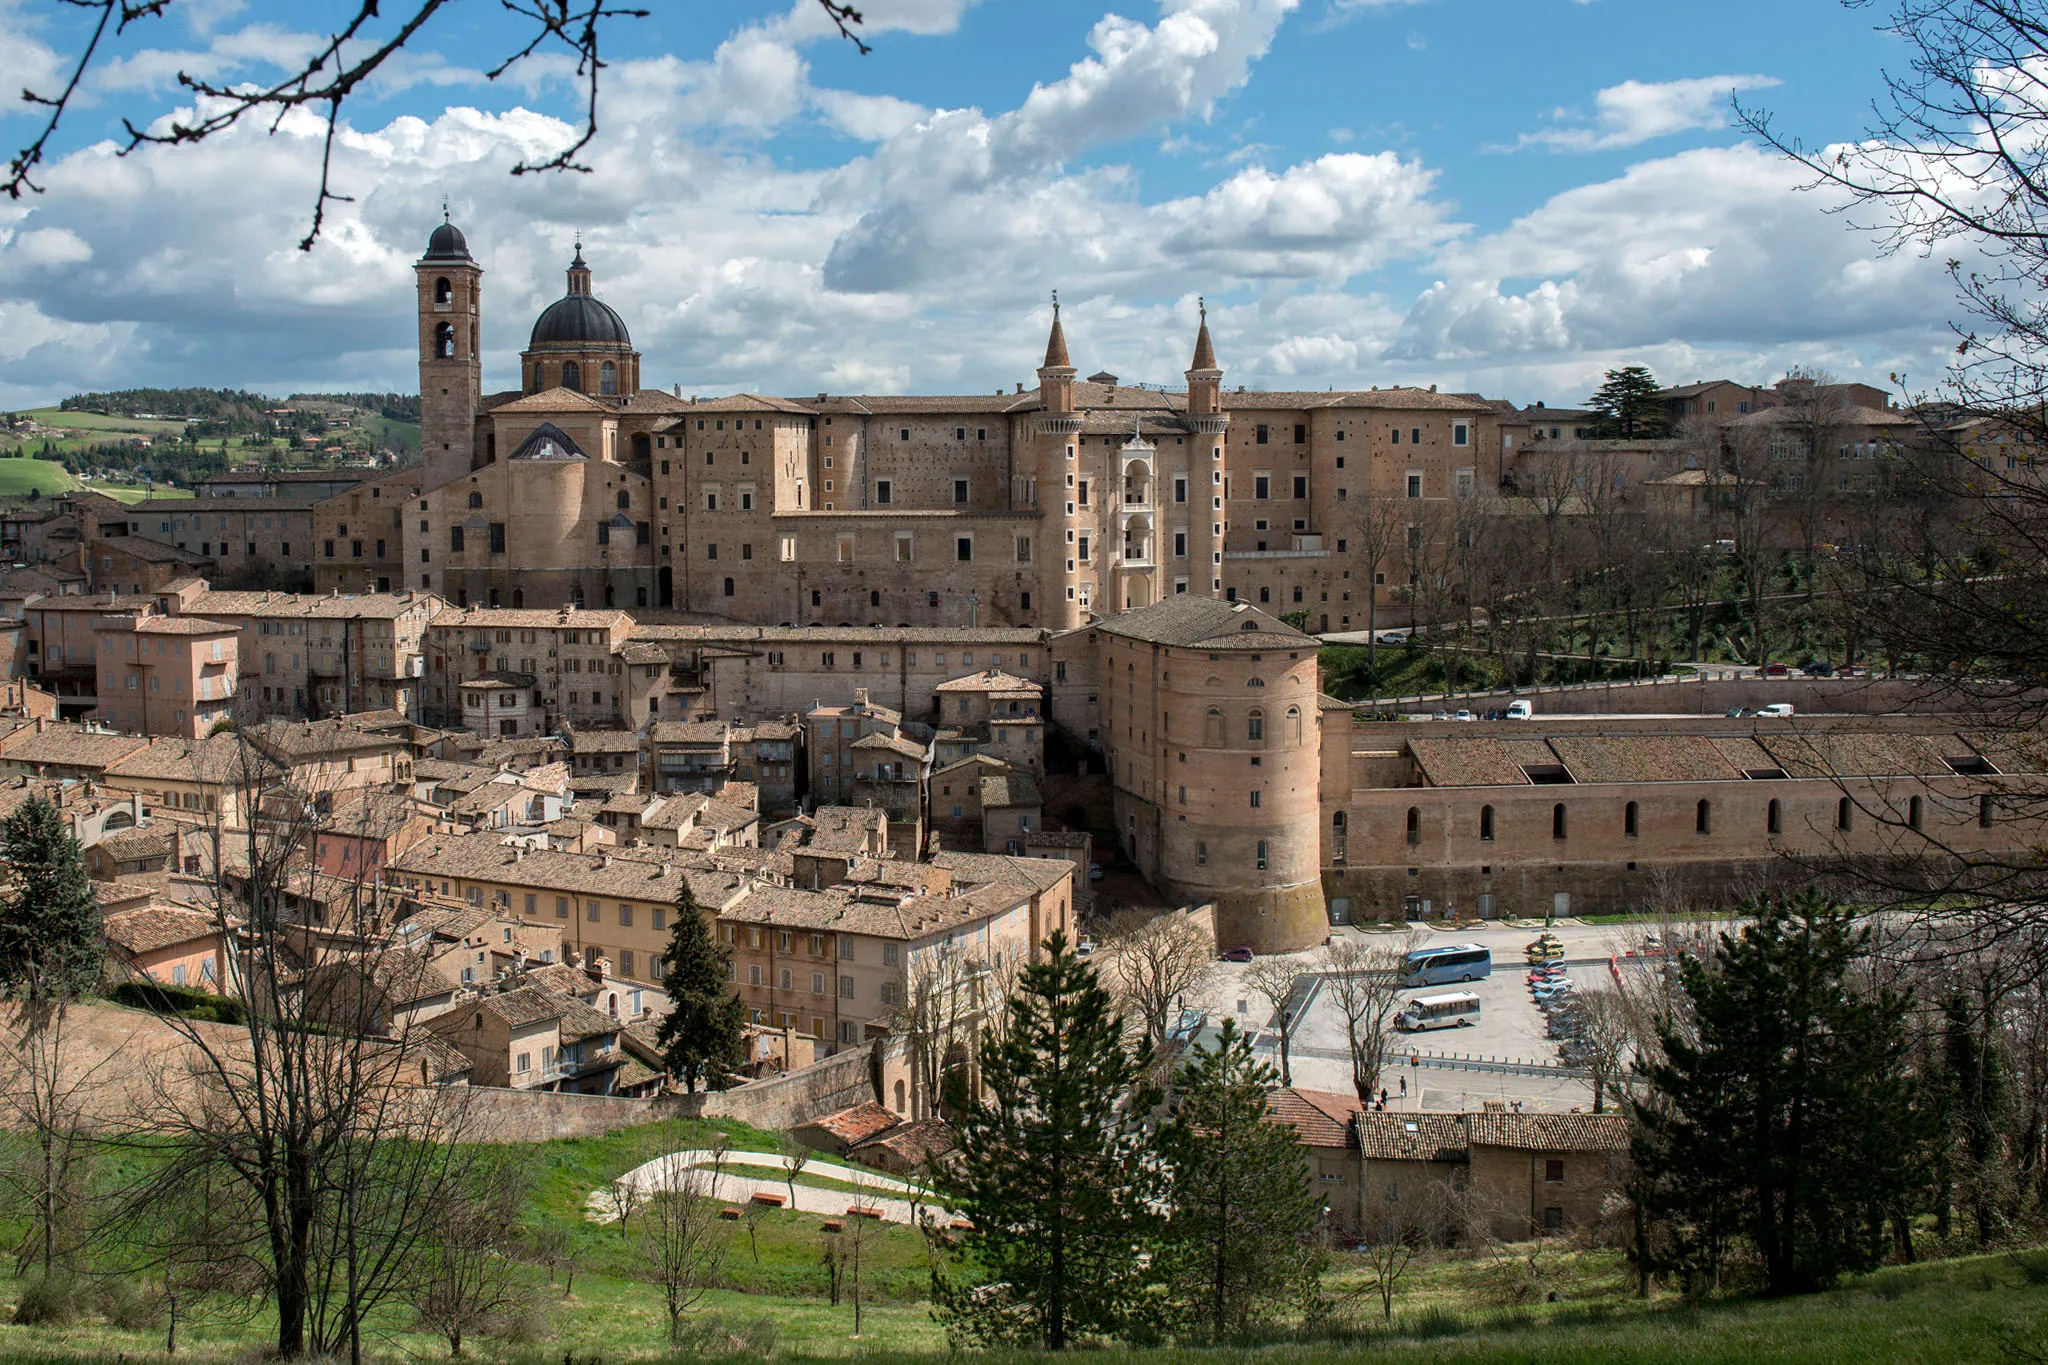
<box><xmin>1407</xmin><ymin>1306</ymin><xmax>1465</xmax><ymax>1340</ymax></box>
<box><xmin>107</xmin><ymin>979</ymin><xmax>245</xmax><ymax>1025</ymax></box>
<box><xmin>99</xmin><ymin>1275</ymin><xmax>160</xmax><ymax>1330</ymax></box>
<box><xmin>12</xmin><ymin>1270</ymin><xmax>79</xmax><ymax>1326</ymax></box>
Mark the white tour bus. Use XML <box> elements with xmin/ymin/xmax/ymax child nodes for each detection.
<box><xmin>1397</xmin><ymin>992</ymin><xmax>1482</xmax><ymax>1032</ymax></box>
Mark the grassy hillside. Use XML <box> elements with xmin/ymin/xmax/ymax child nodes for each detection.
<box><xmin>0</xmin><ymin>1113</ymin><xmax>2039</xmax><ymax>1362</ymax></box>
<box><xmin>0</xmin><ymin>455</ymin><xmax>80</xmax><ymax>498</ymax></box>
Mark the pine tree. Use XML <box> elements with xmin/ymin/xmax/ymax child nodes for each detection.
<box><xmin>1631</xmin><ymin>890</ymin><xmax>1923</xmax><ymax>1295</ymax></box>
<box><xmin>1586</xmin><ymin>366</ymin><xmax>1670</xmax><ymax>439</ymax></box>
<box><xmin>1155</xmin><ymin>1019</ymin><xmax>1327</xmax><ymax>1338</ymax></box>
<box><xmin>653</xmin><ymin>876</ymin><xmax>744</xmax><ymax>1093</ymax></box>
<box><xmin>0</xmin><ymin>796</ymin><xmax>103</xmax><ymax>997</ymax></box>
<box><xmin>936</xmin><ymin>932</ymin><xmax>1158</xmax><ymax>1350</ymax></box>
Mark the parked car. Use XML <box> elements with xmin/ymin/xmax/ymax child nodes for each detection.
<box><xmin>1455</xmin><ymin>709</ymin><xmax>1474</xmax><ymax>722</ymax></box>
<box><xmin>1076</xmin><ymin>938</ymin><xmax>1096</xmax><ymax>957</ymax></box>
<box><xmin>1725</xmin><ymin>706</ymin><xmax>1752</xmax><ymax>718</ymax></box>
<box><xmin>1221</xmin><ymin>945</ymin><xmax>1256</xmax><ymax>964</ymax></box>
<box><xmin>1761</xmin><ymin>662</ymin><xmax>1791</xmax><ymax>678</ymax></box>
<box><xmin>1088</xmin><ymin>864</ymin><xmax>1104</xmax><ymax>882</ymax></box>
<box><xmin>1802</xmin><ymin>661</ymin><xmax>1835</xmax><ymax>677</ymax></box>
<box><xmin>1757</xmin><ymin>702</ymin><xmax>1795</xmax><ymax>718</ymax></box>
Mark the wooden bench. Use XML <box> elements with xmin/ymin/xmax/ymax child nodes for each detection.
<box><xmin>749</xmin><ymin>1191</ymin><xmax>787</xmax><ymax>1207</ymax></box>
<box><xmin>718</xmin><ymin>1206</ymin><xmax>744</xmax><ymax>1220</ymax></box>
<box><xmin>820</xmin><ymin>1218</ymin><xmax>845</xmax><ymax>1233</ymax></box>
<box><xmin>848</xmin><ymin>1205</ymin><xmax>886</xmax><ymax>1220</ymax></box>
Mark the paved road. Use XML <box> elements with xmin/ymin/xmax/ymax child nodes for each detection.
<box><xmin>594</xmin><ymin>1149</ymin><xmax>956</xmax><ymax>1227</ymax></box>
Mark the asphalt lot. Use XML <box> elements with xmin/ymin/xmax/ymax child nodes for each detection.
<box><xmin>1186</xmin><ymin>918</ymin><xmax>1673</xmax><ymax>1111</ymax></box>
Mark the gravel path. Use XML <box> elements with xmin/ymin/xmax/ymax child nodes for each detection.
<box><xmin>589</xmin><ymin>1149</ymin><xmax>957</xmax><ymax>1227</ymax></box>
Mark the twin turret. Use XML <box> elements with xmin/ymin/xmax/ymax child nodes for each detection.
<box><xmin>1034</xmin><ymin>292</ymin><xmax>1221</xmax><ymax>422</ymax></box>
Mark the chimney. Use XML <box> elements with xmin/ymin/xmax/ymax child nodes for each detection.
<box><xmin>673</xmin><ymin>383</ymin><xmax>681</xmax><ymax>398</ymax></box>
<box><xmin>34</xmin><ymin>716</ymin><xmax>44</xmax><ymax>734</ymax></box>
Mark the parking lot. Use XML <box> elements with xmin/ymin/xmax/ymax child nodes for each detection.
<box><xmin>1186</xmin><ymin>921</ymin><xmax>1641</xmax><ymax>1112</ymax></box>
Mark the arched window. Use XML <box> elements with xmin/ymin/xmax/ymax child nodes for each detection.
<box><xmin>434</xmin><ymin>276</ymin><xmax>452</xmax><ymax>304</ymax></box>
<box><xmin>1247</xmin><ymin>677</ymin><xmax>1266</xmax><ymax>689</ymax></box>
<box><xmin>1286</xmin><ymin>704</ymin><xmax>1303</xmax><ymax>744</ymax></box>
<box><xmin>1332</xmin><ymin>811</ymin><xmax>1346</xmax><ymax>829</ymax></box>
<box><xmin>604</xmin><ymin>584</ymin><xmax>616</xmax><ymax>606</ymax></box>
<box><xmin>1909</xmin><ymin>795</ymin><xmax>1923</xmax><ymax>831</ymax></box>
<box><xmin>561</xmin><ymin>360</ymin><xmax>582</xmax><ymax>392</ymax></box>
<box><xmin>434</xmin><ymin>322</ymin><xmax>455</xmax><ymax>358</ymax></box>
<box><xmin>1624</xmin><ymin>801</ymin><xmax>1638</xmax><ymax>838</ymax></box>
<box><xmin>1406</xmin><ymin>807</ymin><xmax>1420</xmax><ymax>846</ymax></box>
<box><xmin>1837</xmin><ymin>797</ymin><xmax>1853</xmax><ymax>832</ymax></box>
<box><xmin>1247</xmin><ymin>708</ymin><xmax>1264</xmax><ymax>743</ymax></box>
<box><xmin>1980</xmin><ymin>793</ymin><xmax>1996</xmax><ymax>829</ymax></box>
<box><xmin>1767</xmin><ymin>799</ymin><xmax>1782</xmax><ymax>834</ymax></box>
<box><xmin>468</xmin><ymin>491</ymin><xmax>483</xmax><ymax>509</ymax></box>
<box><xmin>1553</xmin><ymin>803</ymin><xmax>1568</xmax><ymax>840</ymax></box>
<box><xmin>1696</xmin><ymin>799</ymin><xmax>1712</xmax><ymax>835</ymax></box>
<box><xmin>1195</xmin><ymin>841</ymin><xmax>1207</xmax><ymax>867</ymax></box>
<box><xmin>1204</xmin><ymin>707</ymin><xmax>1223</xmax><ymax>746</ymax></box>
<box><xmin>1480</xmin><ymin>805</ymin><xmax>1495</xmax><ymax>841</ymax></box>
<box><xmin>600</xmin><ymin>361</ymin><xmax>618</xmax><ymax>395</ymax></box>
<box><xmin>617</xmin><ymin>490</ymin><xmax>631</xmax><ymax>509</ymax></box>
<box><xmin>723</xmin><ymin>577</ymin><xmax>735</xmax><ymax>597</ymax></box>
<box><xmin>512</xmin><ymin>589</ymin><xmax>523</xmax><ymax>608</ymax></box>
<box><xmin>1255</xmin><ymin>840</ymin><xmax>1268</xmax><ymax>870</ymax></box>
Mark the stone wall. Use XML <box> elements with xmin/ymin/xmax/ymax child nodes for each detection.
<box><xmin>1383</xmin><ymin>674</ymin><xmax>1954</xmax><ymax>720</ymax></box>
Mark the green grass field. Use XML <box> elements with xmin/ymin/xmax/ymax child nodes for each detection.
<box><xmin>0</xmin><ymin>1114</ymin><xmax>2040</xmax><ymax>1362</ymax></box>
<box><xmin>19</xmin><ymin>406</ymin><xmax>189</xmax><ymax>437</ymax></box>
<box><xmin>0</xmin><ymin>455</ymin><xmax>81</xmax><ymax>498</ymax></box>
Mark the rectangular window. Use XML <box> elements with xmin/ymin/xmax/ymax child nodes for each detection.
<box><xmin>1255</xmin><ymin>424</ymin><xmax>1269</xmax><ymax>444</ymax></box>
<box><xmin>1015</xmin><ymin>535</ymin><xmax>1031</xmax><ymax>563</ymax></box>
<box><xmin>953</xmin><ymin>479</ymin><xmax>969</xmax><ymax>504</ymax></box>
<box><xmin>956</xmin><ymin>536</ymin><xmax>973</xmax><ymax>562</ymax></box>
<box><xmin>1254</xmin><ymin>475</ymin><xmax>1270</xmax><ymax>500</ymax></box>
<box><xmin>876</xmin><ymin>480</ymin><xmax>892</xmax><ymax>504</ymax></box>
<box><xmin>839</xmin><ymin>975</ymin><xmax>855</xmax><ymax>998</ymax></box>
<box><xmin>895</xmin><ymin>532</ymin><xmax>913</xmax><ymax>563</ymax></box>
<box><xmin>779</xmin><ymin>535</ymin><xmax>796</xmax><ymax>562</ymax></box>
<box><xmin>1174</xmin><ymin>475</ymin><xmax>1187</xmax><ymax>504</ymax></box>
<box><xmin>1453</xmin><ymin>422</ymin><xmax>1470</xmax><ymax>447</ymax></box>
<box><xmin>1293</xmin><ymin>475</ymin><xmax>1308</xmax><ymax>499</ymax></box>
<box><xmin>1406</xmin><ymin>472</ymin><xmax>1423</xmax><ymax>499</ymax></box>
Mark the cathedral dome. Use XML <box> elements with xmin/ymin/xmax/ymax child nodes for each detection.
<box><xmin>423</xmin><ymin>221</ymin><xmax>472</xmax><ymax>261</ymax></box>
<box><xmin>528</xmin><ymin>293</ymin><xmax>632</xmax><ymax>350</ymax></box>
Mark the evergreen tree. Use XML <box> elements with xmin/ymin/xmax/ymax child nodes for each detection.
<box><xmin>1155</xmin><ymin>1019</ymin><xmax>1327</xmax><ymax>1338</ymax></box>
<box><xmin>653</xmin><ymin>876</ymin><xmax>744</xmax><ymax>1092</ymax></box>
<box><xmin>1586</xmin><ymin>366</ymin><xmax>1670</xmax><ymax>439</ymax></box>
<box><xmin>0</xmin><ymin>796</ymin><xmax>103</xmax><ymax>997</ymax></box>
<box><xmin>936</xmin><ymin>932</ymin><xmax>1158</xmax><ymax>1350</ymax></box>
<box><xmin>1631</xmin><ymin>890</ymin><xmax>1922</xmax><ymax>1295</ymax></box>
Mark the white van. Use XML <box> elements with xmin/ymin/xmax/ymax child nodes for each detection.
<box><xmin>1757</xmin><ymin>703</ymin><xmax>1794</xmax><ymax>718</ymax></box>
<box><xmin>1505</xmin><ymin>700</ymin><xmax>1534</xmax><ymax>720</ymax></box>
<box><xmin>1398</xmin><ymin>991</ymin><xmax>1482</xmax><ymax>1032</ymax></box>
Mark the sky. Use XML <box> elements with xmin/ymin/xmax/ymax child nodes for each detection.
<box><xmin>0</xmin><ymin>0</ymin><xmax>1970</xmax><ymax>409</ymax></box>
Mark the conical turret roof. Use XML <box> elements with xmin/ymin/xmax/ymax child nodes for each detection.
<box><xmin>1190</xmin><ymin>298</ymin><xmax>1218</xmax><ymax>371</ymax></box>
<box><xmin>1043</xmin><ymin>293</ymin><xmax>1071</xmax><ymax>369</ymax></box>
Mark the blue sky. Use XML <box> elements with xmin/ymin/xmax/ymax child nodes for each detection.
<box><xmin>0</xmin><ymin>0</ymin><xmax>1963</xmax><ymax>408</ymax></box>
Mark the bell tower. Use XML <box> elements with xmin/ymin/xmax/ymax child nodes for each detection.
<box><xmin>416</xmin><ymin>209</ymin><xmax>483</xmax><ymax>490</ymax></box>
<box><xmin>1184</xmin><ymin>298</ymin><xmax>1228</xmax><ymax>598</ymax></box>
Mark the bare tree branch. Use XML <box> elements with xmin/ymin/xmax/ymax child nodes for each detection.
<box><xmin>5</xmin><ymin>0</ymin><xmax>868</xmax><ymax>250</ymax></box>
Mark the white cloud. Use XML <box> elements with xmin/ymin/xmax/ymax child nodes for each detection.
<box><xmin>0</xmin><ymin>0</ymin><xmax>1968</xmax><ymax>412</ymax></box>
<box><xmin>1392</xmin><ymin>144</ymin><xmax>1957</xmax><ymax>395</ymax></box>
<box><xmin>1515</xmin><ymin>74</ymin><xmax>1780</xmax><ymax>152</ymax></box>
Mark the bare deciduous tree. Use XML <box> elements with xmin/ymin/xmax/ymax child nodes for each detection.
<box><xmin>1244</xmin><ymin>955</ymin><xmax>1316</xmax><ymax>1088</ymax></box>
<box><xmin>409</xmin><ymin>1154</ymin><xmax>535</xmax><ymax>1358</ymax></box>
<box><xmin>636</xmin><ymin>1146</ymin><xmax>729</xmax><ymax>1347</ymax></box>
<box><xmin>0</xmin><ymin>985</ymin><xmax>107</xmax><ymax>1281</ymax></box>
<box><xmin>1101</xmin><ymin>908</ymin><xmax>1213</xmax><ymax>1055</ymax></box>
<box><xmin>1321</xmin><ymin>936</ymin><xmax>1418</xmax><ymax>1107</ymax></box>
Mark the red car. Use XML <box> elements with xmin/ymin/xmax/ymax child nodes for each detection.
<box><xmin>1222</xmin><ymin>945</ymin><xmax>1256</xmax><ymax>963</ymax></box>
<box><xmin>1761</xmin><ymin>663</ymin><xmax>1791</xmax><ymax>678</ymax></box>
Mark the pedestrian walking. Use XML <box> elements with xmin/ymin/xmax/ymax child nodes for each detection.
<box><xmin>1399</xmin><ymin>1076</ymin><xmax>1407</xmax><ymax>1096</ymax></box>
<box><xmin>1379</xmin><ymin>1087</ymin><xmax>1389</xmax><ymax>1107</ymax></box>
